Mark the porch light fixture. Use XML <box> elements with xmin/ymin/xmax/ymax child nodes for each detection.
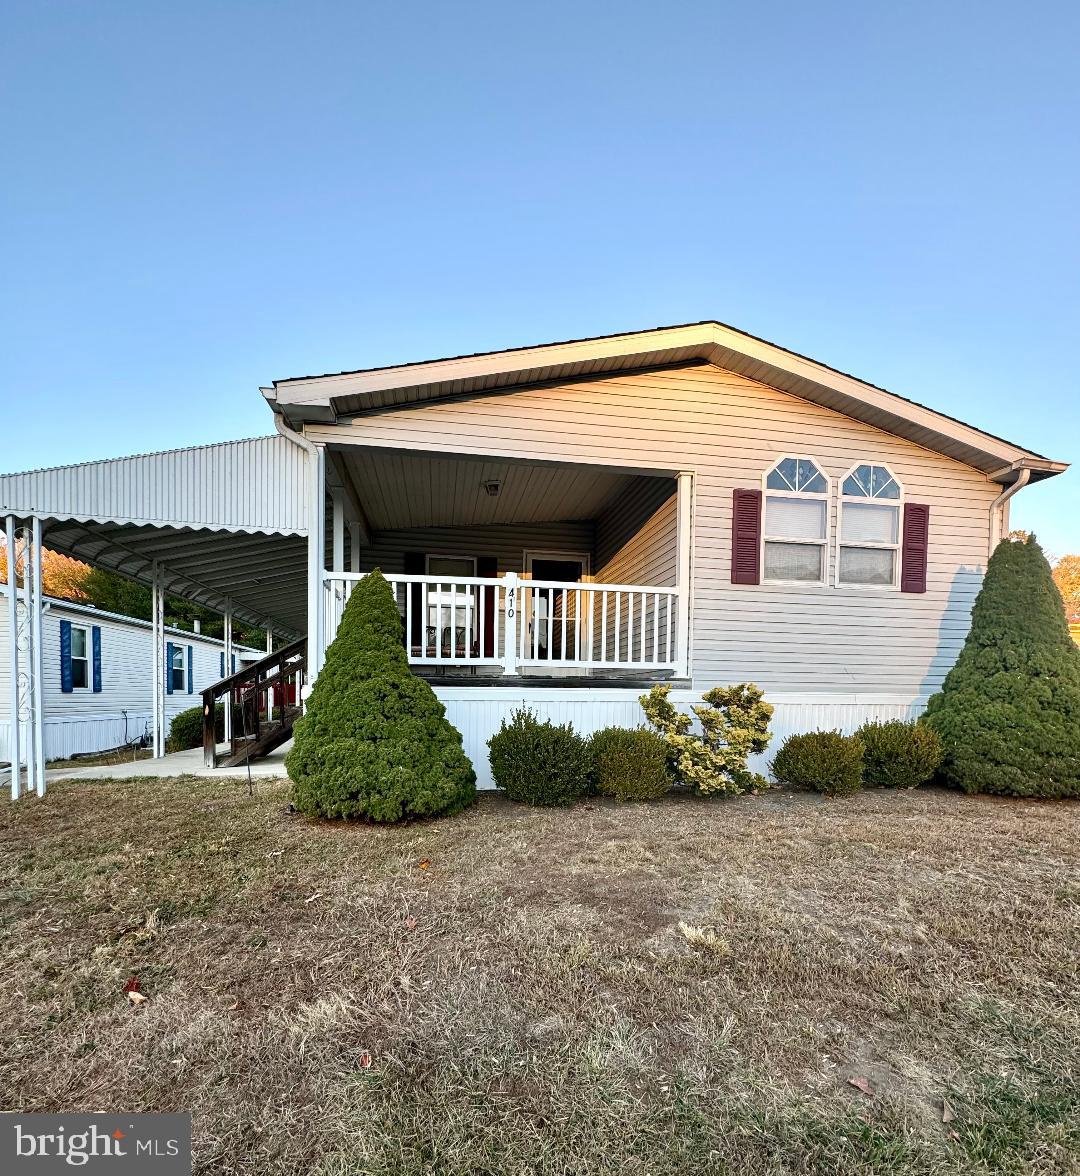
<box><xmin>482</xmin><ymin>479</ymin><xmax>502</xmax><ymax>497</ymax></box>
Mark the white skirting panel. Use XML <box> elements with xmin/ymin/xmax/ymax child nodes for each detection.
<box><xmin>434</xmin><ymin>687</ymin><xmax>928</xmax><ymax>789</ymax></box>
<box><xmin>0</xmin><ymin>713</ymin><xmax>153</xmax><ymax>764</ymax></box>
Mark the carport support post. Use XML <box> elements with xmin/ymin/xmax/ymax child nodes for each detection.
<box><xmin>223</xmin><ymin>604</ymin><xmax>233</xmax><ymax>742</ymax></box>
<box><xmin>265</xmin><ymin>622</ymin><xmax>273</xmax><ymax>721</ymax></box>
<box><xmin>5</xmin><ymin>515</ymin><xmax>22</xmax><ymax>799</ymax></box>
<box><xmin>151</xmin><ymin>563</ymin><xmax>165</xmax><ymax>758</ymax></box>
<box><xmin>30</xmin><ymin>517</ymin><xmax>45</xmax><ymax>797</ymax></box>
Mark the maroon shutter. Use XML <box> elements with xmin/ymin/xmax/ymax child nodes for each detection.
<box><xmin>900</xmin><ymin>503</ymin><xmax>930</xmax><ymax>593</ymax></box>
<box><xmin>731</xmin><ymin>488</ymin><xmax>762</xmax><ymax>584</ymax></box>
<box><xmin>403</xmin><ymin>552</ymin><xmax>425</xmax><ymax>649</ymax></box>
<box><xmin>477</xmin><ymin>556</ymin><xmax>498</xmax><ymax>657</ymax></box>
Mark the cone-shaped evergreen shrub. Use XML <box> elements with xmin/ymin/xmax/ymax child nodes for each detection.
<box><xmin>285</xmin><ymin>570</ymin><xmax>477</xmax><ymax>821</ymax></box>
<box><xmin>923</xmin><ymin>536</ymin><xmax>1080</xmax><ymax>798</ymax></box>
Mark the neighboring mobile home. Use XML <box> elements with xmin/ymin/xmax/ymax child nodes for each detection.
<box><xmin>0</xmin><ymin>321</ymin><xmax>1067</xmax><ymax>791</ymax></box>
<box><xmin>0</xmin><ymin>585</ymin><xmax>257</xmax><ymax>764</ymax></box>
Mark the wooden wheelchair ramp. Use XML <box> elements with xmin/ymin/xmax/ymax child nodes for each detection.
<box><xmin>201</xmin><ymin>637</ymin><xmax>306</xmax><ymax>768</ymax></box>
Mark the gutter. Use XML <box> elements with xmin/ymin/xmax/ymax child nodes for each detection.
<box><xmin>988</xmin><ymin>467</ymin><xmax>1032</xmax><ymax>556</ymax></box>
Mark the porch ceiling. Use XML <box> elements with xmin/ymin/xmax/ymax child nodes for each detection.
<box><xmin>333</xmin><ymin>447</ymin><xmax>653</xmax><ymax>530</ymax></box>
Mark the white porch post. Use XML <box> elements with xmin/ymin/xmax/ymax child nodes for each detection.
<box><xmin>151</xmin><ymin>563</ymin><xmax>165</xmax><ymax>758</ymax></box>
<box><xmin>5</xmin><ymin>516</ymin><xmax>22</xmax><ymax>798</ymax></box>
<box><xmin>305</xmin><ymin>443</ymin><xmax>327</xmax><ymax>685</ymax></box>
<box><xmin>223</xmin><ymin>603</ymin><xmax>233</xmax><ymax>741</ymax></box>
<box><xmin>30</xmin><ymin>517</ymin><xmax>45</xmax><ymax>796</ymax></box>
<box><xmin>332</xmin><ymin>489</ymin><xmax>345</xmax><ymax>573</ymax></box>
<box><xmin>349</xmin><ymin>522</ymin><xmax>361</xmax><ymax>573</ymax></box>
<box><xmin>675</xmin><ymin>471</ymin><xmax>694</xmax><ymax>680</ymax></box>
<box><xmin>502</xmin><ymin>571</ymin><xmax>519</xmax><ymax>676</ymax></box>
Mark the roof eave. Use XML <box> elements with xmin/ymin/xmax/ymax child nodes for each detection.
<box><xmin>263</xmin><ymin>322</ymin><xmax>1066</xmax><ymax>481</ymax></box>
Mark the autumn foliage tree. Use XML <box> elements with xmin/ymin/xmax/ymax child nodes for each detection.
<box><xmin>1053</xmin><ymin>554</ymin><xmax>1080</xmax><ymax>621</ymax></box>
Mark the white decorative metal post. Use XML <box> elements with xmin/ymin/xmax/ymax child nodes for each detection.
<box><xmin>5</xmin><ymin>516</ymin><xmax>22</xmax><ymax>799</ymax></box>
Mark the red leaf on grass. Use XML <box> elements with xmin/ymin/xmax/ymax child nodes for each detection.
<box><xmin>848</xmin><ymin>1076</ymin><xmax>873</xmax><ymax>1096</ymax></box>
<box><xmin>123</xmin><ymin>977</ymin><xmax>141</xmax><ymax>994</ymax></box>
<box><xmin>359</xmin><ymin>1052</ymin><xmax>372</xmax><ymax>1069</ymax></box>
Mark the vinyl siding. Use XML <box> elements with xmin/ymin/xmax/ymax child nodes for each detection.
<box><xmin>311</xmin><ymin>363</ymin><xmax>998</xmax><ymax>698</ymax></box>
<box><xmin>0</xmin><ymin>596</ymin><xmax>256</xmax><ymax>759</ymax></box>
<box><xmin>594</xmin><ymin>478</ymin><xmax>677</xmax><ymax>587</ymax></box>
<box><xmin>358</xmin><ymin>521</ymin><xmax>596</xmax><ymax>575</ymax></box>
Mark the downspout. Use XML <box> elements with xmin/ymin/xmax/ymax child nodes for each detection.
<box><xmin>988</xmin><ymin>467</ymin><xmax>1032</xmax><ymax>556</ymax></box>
<box><xmin>273</xmin><ymin>412</ymin><xmax>326</xmax><ymax>688</ymax></box>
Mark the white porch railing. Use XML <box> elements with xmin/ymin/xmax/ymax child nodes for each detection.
<box><xmin>323</xmin><ymin>572</ymin><xmax>682</xmax><ymax>674</ymax></box>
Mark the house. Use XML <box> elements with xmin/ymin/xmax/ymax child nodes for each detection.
<box><xmin>0</xmin><ymin>583</ymin><xmax>259</xmax><ymax>766</ymax></box>
<box><xmin>0</xmin><ymin>321</ymin><xmax>1067</xmax><ymax>792</ymax></box>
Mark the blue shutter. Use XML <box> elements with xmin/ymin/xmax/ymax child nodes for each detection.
<box><xmin>231</xmin><ymin>653</ymin><xmax>236</xmax><ymax>673</ymax></box>
<box><xmin>187</xmin><ymin>645</ymin><xmax>194</xmax><ymax>693</ymax></box>
<box><xmin>166</xmin><ymin>641</ymin><xmax>175</xmax><ymax>694</ymax></box>
<box><xmin>220</xmin><ymin>651</ymin><xmax>225</xmax><ymax>678</ymax></box>
<box><xmin>60</xmin><ymin>620</ymin><xmax>73</xmax><ymax>693</ymax></box>
<box><xmin>92</xmin><ymin>626</ymin><xmax>102</xmax><ymax>692</ymax></box>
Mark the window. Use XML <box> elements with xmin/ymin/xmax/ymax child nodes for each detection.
<box><xmin>837</xmin><ymin>463</ymin><xmax>902</xmax><ymax>587</ymax></box>
<box><xmin>425</xmin><ymin>555</ymin><xmax>477</xmax><ymax>654</ymax></box>
<box><xmin>170</xmin><ymin>643</ymin><xmax>186</xmax><ymax>692</ymax></box>
<box><xmin>70</xmin><ymin>625</ymin><xmax>89</xmax><ymax>689</ymax></box>
<box><xmin>762</xmin><ymin>457</ymin><xmax>829</xmax><ymax>583</ymax></box>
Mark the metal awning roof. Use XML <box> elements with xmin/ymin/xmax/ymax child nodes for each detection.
<box><xmin>0</xmin><ymin>436</ymin><xmax>309</xmax><ymax>636</ymax></box>
<box><xmin>265</xmin><ymin>320</ymin><xmax>1067</xmax><ymax>485</ymax></box>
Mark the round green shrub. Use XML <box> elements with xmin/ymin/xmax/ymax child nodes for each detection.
<box><xmin>856</xmin><ymin>719</ymin><xmax>943</xmax><ymax>789</ymax></box>
<box><xmin>923</xmin><ymin>536</ymin><xmax>1080</xmax><ymax>798</ymax></box>
<box><xmin>771</xmin><ymin>730</ymin><xmax>864</xmax><ymax>797</ymax></box>
<box><xmin>589</xmin><ymin>726</ymin><xmax>673</xmax><ymax>801</ymax></box>
<box><xmin>167</xmin><ymin>703</ymin><xmax>223</xmax><ymax>753</ymax></box>
<box><xmin>285</xmin><ymin>570</ymin><xmax>477</xmax><ymax>822</ymax></box>
<box><xmin>488</xmin><ymin>708</ymin><xmax>591</xmax><ymax>806</ymax></box>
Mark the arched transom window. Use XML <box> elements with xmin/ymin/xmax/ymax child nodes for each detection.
<box><xmin>762</xmin><ymin>456</ymin><xmax>829</xmax><ymax>584</ymax></box>
<box><xmin>837</xmin><ymin>463</ymin><xmax>903</xmax><ymax>587</ymax></box>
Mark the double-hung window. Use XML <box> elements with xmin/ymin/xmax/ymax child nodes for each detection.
<box><xmin>837</xmin><ymin>463</ymin><xmax>902</xmax><ymax>587</ymax></box>
<box><xmin>70</xmin><ymin>625</ymin><xmax>90</xmax><ymax>689</ymax></box>
<box><xmin>762</xmin><ymin>457</ymin><xmax>830</xmax><ymax>584</ymax></box>
<box><xmin>170</xmin><ymin>643</ymin><xmax>186</xmax><ymax>692</ymax></box>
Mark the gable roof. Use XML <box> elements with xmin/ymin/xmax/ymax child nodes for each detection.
<box><xmin>264</xmin><ymin>320</ymin><xmax>1066</xmax><ymax>484</ymax></box>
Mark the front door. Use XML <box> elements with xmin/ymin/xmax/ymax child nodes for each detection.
<box><xmin>524</xmin><ymin>554</ymin><xmax>587</xmax><ymax>661</ymax></box>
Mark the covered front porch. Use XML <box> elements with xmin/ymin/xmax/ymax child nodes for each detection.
<box><xmin>317</xmin><ymin>445</ymin><xmax>693</xmax><ymax>680</ymax></box>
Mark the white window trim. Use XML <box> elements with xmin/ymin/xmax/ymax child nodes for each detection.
<box><xmin>522</xmin><ymin>550</ymin><xmax>592</xmax><ymax>578</ymax></box>
<box><xmin>834</xmin><ymin>461</ymin><xmax>904</xmax><ymax>591</ymax></box>
<box><xmin>170</xmin><ymin>643</ymin><xmax>187</xmax><ymax>693</ymax></box>
<box><xmin>70</xmin><ymin>623</ymin><xmax>91</xmax><ymax>692</ymax></box>
<box><xmin>761</xmin><ymin>455</ymin><xmax>831</xmax><ymax>587</ymax></box>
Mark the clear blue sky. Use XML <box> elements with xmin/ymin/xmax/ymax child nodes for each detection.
<box><xmin>3</xmin><ymin>1</ymin><xmax>1077</xmax><ymax>554</ymax></box>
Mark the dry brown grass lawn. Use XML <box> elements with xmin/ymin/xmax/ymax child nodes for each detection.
<box><xmin>0</xmin><ymin>779</ymin><xmax>1077</xmax><ymax>1176</ymax></box>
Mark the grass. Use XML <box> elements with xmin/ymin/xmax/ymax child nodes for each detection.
<box><xmin>0</xmin><ymin>778</ymin><xmax>1077</xmax><ymax>1175</ymax></box>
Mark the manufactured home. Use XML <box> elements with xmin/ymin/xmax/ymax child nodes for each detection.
<box><xmin>0</xmin><ymin>321</ymin><xmax>1067</xmax><ymax>791</ymax></box>
<box><xmin>0</xmin><ymin>585</ymin><xmax>258</xmax><ymax>765</ymax></box>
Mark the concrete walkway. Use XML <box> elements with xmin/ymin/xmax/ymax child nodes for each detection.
<box><xmin>46</xmin><ymin>742</ymin><xmax>292</xmax><ymax>783</ymax></box>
